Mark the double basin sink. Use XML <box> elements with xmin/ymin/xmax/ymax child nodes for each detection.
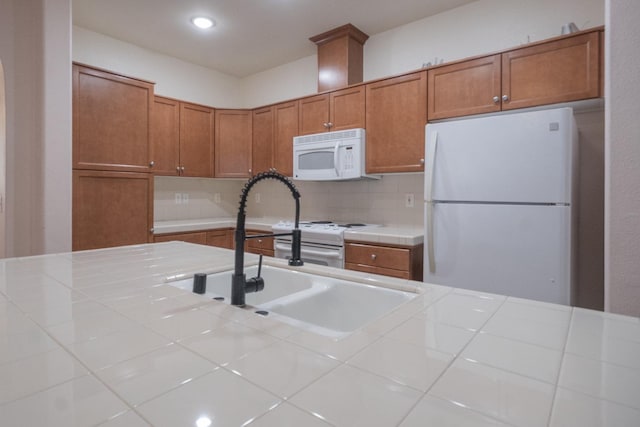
<box><xmin>169</xmin><ymin>265</ymin><xmax>417</xmax><ymax>338</ymax></box>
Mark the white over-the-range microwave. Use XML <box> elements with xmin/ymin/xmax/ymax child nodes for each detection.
<box><xmin>293</xmin><ymin>128</ymin><xmax>380</xmax><ymax>181</ymax></box>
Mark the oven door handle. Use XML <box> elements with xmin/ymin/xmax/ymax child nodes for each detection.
<box><xmin>275</xmin><ymin>243</ymin><xmax>342</xmax><ymax>258</ymax></box>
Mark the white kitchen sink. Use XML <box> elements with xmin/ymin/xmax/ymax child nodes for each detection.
<box><xmin>169</xmin><ymin>265</ymin><xmax>417</xmax><ymax>338</ymax></box>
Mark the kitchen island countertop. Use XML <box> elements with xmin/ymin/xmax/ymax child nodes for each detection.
<box><xmin>1</xmin><ymin>242</ymin><xmax>638</xmax><ymax>426</ymax></box>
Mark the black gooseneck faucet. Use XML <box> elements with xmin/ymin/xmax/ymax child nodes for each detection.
<box><xmin>231</xmin><ymin>170</ymin><xmax>304</xmax><ymax>307</ymax></box>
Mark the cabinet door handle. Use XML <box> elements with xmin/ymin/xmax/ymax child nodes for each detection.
<box><xmin>420</xmin><ymin>158</ymin><xmax>425</xmax><ymax>164</ymax></box>
<box><xmin>323</xmin><ymin>122</ymin><xmax>329</xmax><ymax>128</ymax></box>
<box><xmin>176</xmin><ymin>166</ymin><xmax>181</xmax><ymax>174</ymax></box>
<box><xmin>149</xmin><ymin>161</ymin><xmax>155</xmax><ymax>167</ymax></box>
<box><xmin>493</xmin><ymin>96</ymin><xmax>500</xmax><ymax>103</ymax></box>
<box><xmin>502</xmin><ymin>94</ymin><xmax>510</xmax><ymax>102</ymax></box>
<box><xmin>371</xmin><ymin>253</ymin><xmax>377</xmax><ymax>260</ymax></box>
<box><xmin>149</xmin><ymin>227</ymin><xmax>155</xmax><ymax>233</ymax></box>
<box><xmin>327</xmin><ymin>122</ymin><xmax>333</xmax><ymax>128</ymax></box>
<box><xmin>181</xmin><ymin>166</ymin><xmax>185</xmax><ymax>173</ymax></box>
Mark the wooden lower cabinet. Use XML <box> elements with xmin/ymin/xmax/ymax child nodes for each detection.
<box><xmin>246</xmin><ymin>230</ymin><xmax>275</xmax><ymax>257</ymax></box>
<box><xmin>206</xmin><ymin>229</ymin><xmax>234</xmax><ymax>249</ymax></box>
<box><xmin>154</xmin><ymin>228</ymin><xmax>234</xmax><ymax>249</ymax></box>
<box><xmin>154</xmin><ymin>232</ymin><xmax>207</xmax><ymax>245</ymax></box>
<box><xmin>345</xmin><ymin>241</ymin><xmax>423</xmax><ymax>280</ymax></box>
<box><xmin>73</xmin><ymin>170</ymin><xmax>153</xmax><ymax>251</ymax></box>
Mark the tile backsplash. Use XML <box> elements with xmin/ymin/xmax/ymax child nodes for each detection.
<box><xmin>154</xmin><ymin>174</ymin><xmax>424</xmax><ymax>226</ymax></box>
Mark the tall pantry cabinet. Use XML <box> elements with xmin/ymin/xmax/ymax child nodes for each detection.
<box><xmin>72</xmin><ymin>63</ymin><xmax>154</xmax><ymax>250</ymax></box>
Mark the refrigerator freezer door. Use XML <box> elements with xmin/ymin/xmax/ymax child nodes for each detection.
<box><xmin>425</xmin><ymin>108</ymin><xmax>575</xmax><ymax>204</ymax></box>
<box><xmin>424</xmin><ymin>203</ymin><xmax>572</xmax><ymax>305</ymax></box>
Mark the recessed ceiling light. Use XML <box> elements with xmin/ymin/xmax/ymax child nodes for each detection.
<box><xmin>191</xmin><ymin>16</ymin><xmax>215</xmax><ymax>29</ymax></box>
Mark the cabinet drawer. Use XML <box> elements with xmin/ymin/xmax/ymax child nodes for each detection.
<box><xmin>154</xmin><ymin>231</ymin><xmax>207</xmax><ymax>245</ymax></box>
<box><xmin>344</xmin><ymin>262</ymin><xmax>410</xmax><ymax>280</ymax></box>
<box><xmin>246</xmin><ymin>231</ymin><xmax>274</xmax><ymax>251</ymax></box>
<box><xmin>345</xmin><ymin>242</ymin><xmax>411</xmax><ymax>271</ymax></box>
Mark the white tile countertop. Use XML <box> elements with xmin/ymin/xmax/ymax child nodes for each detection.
<box><xmin>1</xmin><ymin>242</ymin><xmax>639</xmax><ymax>426</ymax></box>
<box><xmin>154</xmin><ymin>218</ymin><xmax>424</xmax><ymax>246</ymax></box>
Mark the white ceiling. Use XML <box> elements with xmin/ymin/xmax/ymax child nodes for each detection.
<box><xmin>72</xmin><ymin>0</ymin><xmax>477</xmax><ymax>77</ymax></box>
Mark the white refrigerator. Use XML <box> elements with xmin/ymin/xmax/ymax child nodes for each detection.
<box><xmin>424</xmin><ymin>108</ymin><xmax>577</xmax><ymax>305</ymax></box>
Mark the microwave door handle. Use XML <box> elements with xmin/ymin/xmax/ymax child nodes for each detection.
<box><xmin>333</xmin><ymin>142</ymin><xmax>340</xmax><ymax>177</ymax></box>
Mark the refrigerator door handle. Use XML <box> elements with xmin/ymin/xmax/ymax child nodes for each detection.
<box><xmin>425</xmin><ymin>131</ymin><xmax>438</xmax><ymax>203</ymax></box>
<box><xmin>426</xmin><ymin>131</ymin><xmax>438</xmax><ymax>273</ymax></box>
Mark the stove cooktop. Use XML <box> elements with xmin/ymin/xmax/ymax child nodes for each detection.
<box><xmin>272</xmin><ymin>220</ymin><xmax>380</xmax><ymax>245</ymax></box>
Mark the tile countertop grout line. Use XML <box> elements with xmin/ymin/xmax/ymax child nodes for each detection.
<box><xmin>544</xmin><ymin>305</ymin><xmax>576</xmax><ymax>426</ymax></box>
<box><xmin>394</xmin><ymin>294</ymin><xmax>512</xmax><ymax>427</ymax></box>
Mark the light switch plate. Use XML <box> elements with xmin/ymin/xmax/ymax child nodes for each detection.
<box><xmin>174</xmin><ymin>193</ymin><xmax>182</xmax><ymax>204</ymax></box>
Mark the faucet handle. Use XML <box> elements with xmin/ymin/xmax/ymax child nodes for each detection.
<box><xmin>245</xmin><ymin>255</ymin><xmax>265</xmax><ymax>294</ymax></box>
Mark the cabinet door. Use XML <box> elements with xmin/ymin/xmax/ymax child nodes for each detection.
<box><xmin>428</xmin><ymin>55</ymin><xmax>502</xmax><ymax>120</ymax></box>
<box><xmin>154</xmin><ymin>232</ymin><xmax>207</xmax><ymax>244</ymax></box>
<box><xmin>299</xmin><ymin>94</ymin><xmax>330</xmax><ymax>135</ymax></box>
<box><xmin>206</xmin><ymin>229</ymin><xmax>234</xmax><ymax>249</ymax></box>
<box><xmin>252</xmin><ymin>106</ymin><xmax>274</xmax><ymax>175</ymax></box>
<box><xmin>73</xmin><ymin>64</ymin><xmax>153</xmax><ymax>172</ymax></box>
<box><xmin>273</xmin><ymin>101</ymin><xmax>298</xmax><ymax>177</ymax></box>
<box><xmin>179</xmin><ymin>102</ymin><xmax>214</xmax><ymax>177</ymax></box>
<box><xmin>502</xmin><ymin>32</ymin><xmax>600</xmax><ymax>110</ymax></box>
<box><xmin>365</xmin><ymin>71</ymin><xmax>427</xmax><ymax>173</ymax></box>
<box><xmin>215</xmin><ymin>109</ymin><xmax>252</xmax><ymax>178</ymax></box>
<box><xmin>73</xmin><ymin>170</ymin><xmax>152</xmax><ymax>251</ymax></box>
<box><xmin>330</xmin><ymin>85</ymin><xmax>365</xmax><ymax>131</ymax></box>
<box><xmin>150</xmin><ymin>96</ymin><xmax>180</xmax><ymax>175</ymax></box>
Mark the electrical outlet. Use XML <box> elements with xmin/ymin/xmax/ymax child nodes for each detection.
<box><xmin>214</xmin><ymin>193</ymin><xmax>221</xmax><ymax>203</ymax></box>
<box><xmin>255</xmin><ymin>193</ymin><xmax>261</xmax><ymax>204</ymax></box>
<box><xmin>174</xmin><ymin>193</ymin><xmax>182</xmax><ymax>204</ymax></box>
<box><xmin>182</xmin><ymin>193</ymin><xmax>189</xmax><ymax>204</ymax></box>
<box><xmin>405</xmin><ymin>193</ymin><xmax>415</xmax><ymax>208</ymax></box>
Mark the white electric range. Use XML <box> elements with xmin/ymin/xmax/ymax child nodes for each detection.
<box><xmin>271</xmin><ymin>220</ymin><xmax>379</xmax><ymax>268</ymax></box>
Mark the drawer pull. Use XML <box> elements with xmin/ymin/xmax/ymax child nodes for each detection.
<box><xmin>371</xmin><ymin>254</ymin><xmax>377</xmax><ymax>260</ymax></box>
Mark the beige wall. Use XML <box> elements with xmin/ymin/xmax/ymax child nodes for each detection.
<box><xmin>73</xmin><ymin>26</ymin><xmax>244</xmax><ymax>109</ymax></box>
<box><xmin>0</xmin><ymin>0</ymin><xmax>72</xmax><ymax>257</ymax></box>
<box><xmin>241</xmin><ymin>0</ymin><xmax>604</xmax><ymax>107</ymax></box>
<box><xmin>605</xmin><ymin>0</ymin><xmax>640</xmax><ymax>316</ymax></box>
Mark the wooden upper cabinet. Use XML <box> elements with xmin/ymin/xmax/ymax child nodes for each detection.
<box><xmin>299</xmin><ymin>94</ymin><xmax>330</xmax><ymax>135</ymax></box>
<box><xmin>150</xmin><ymin>96</ymin><xmax>180</xmax><ymax>175</ymax></box>
<box><xmin>179</xmin><ymin>102</ymin><xmax>214</xmax><ymax>177</ymax></box>
<box><xmin>73</xmin><ymin>64</ymin><xmax>153</xmax><ymax>172</ymax></box>
<box><xmin>273</xmin><ymin>101</ymin><xmax>299</xmax><ymax>177</ymax></box>
<box><xmin>502</xmin><ymin>31</ymin><xmax>600</xmax><ymax>110</ymax></box>
<box><xmin>298</xmin><ymin>85</ymin><xmax>366</xmax><ymax>135</ymax></box>
<box><xmin>365</xmin><ymin>71</ymin><xmax>427</xmax><ymax>174</ymax></box>
<box><xmin>215</xmin><ymin>109</ymin><xmax>252</xmax><ymax>178</ymax></box>
<box><xmin>252</xmin><ymin>106</ymin><xmax>275</xmax><ymax>175</ymax></box>
<box><xmin>330</xmin><ymin>85</ymin><xmax>366</xmax><ymax>131</ymax></box>
<box><xmin>73</xmin><ymin>170</ymin><xmax>153</xmax><ymax>251</ymax></box>
<box><xmin>428</xmin><ymin>55</ymin><xmax>502</xmax><ymax>120</ymax></box>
